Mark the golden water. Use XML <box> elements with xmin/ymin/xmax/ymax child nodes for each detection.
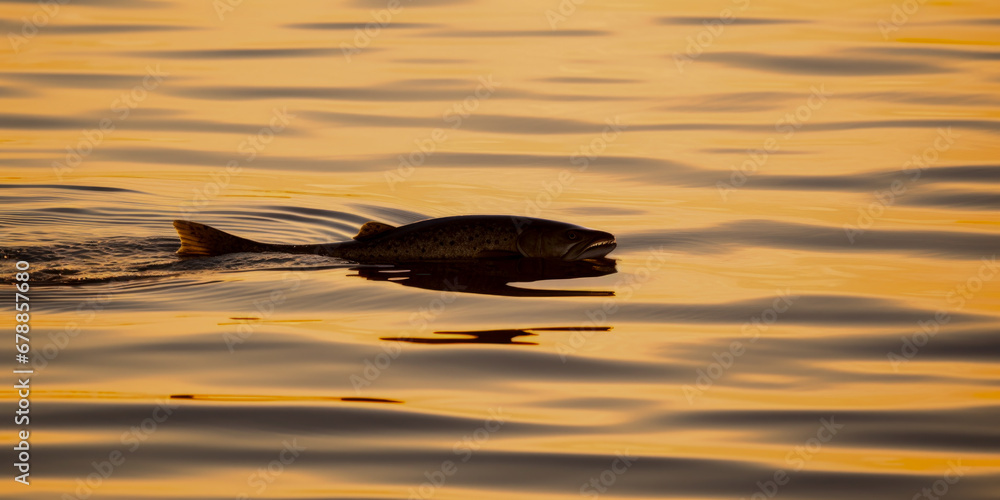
<box><xmin>1</xmin><ymin>0</ymin><xmax>999</xmax><ymax>498</ymax></box>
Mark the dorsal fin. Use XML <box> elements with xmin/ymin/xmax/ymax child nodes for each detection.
<box><xmin>353</xmin><ymin>221</ymin><xmax>397</xmax><ymax>241</ymax></box>
<box><xmin>173</xmin><ymin>220</ymin><xmax>262</xmax><ymax>256</ymax></box>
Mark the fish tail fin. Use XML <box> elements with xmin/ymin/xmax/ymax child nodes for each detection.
<box><xmin>173</xmin><ymin>220</ymin><xmax>263</xmax><ymax>256</ymax></box>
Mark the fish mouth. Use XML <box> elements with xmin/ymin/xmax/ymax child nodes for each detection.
<box><xmin>566</xmin><ymin>237</ymin><xmax>617</xmax><ymax>260</ymax></box>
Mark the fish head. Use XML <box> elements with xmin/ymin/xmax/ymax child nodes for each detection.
<box><xmin>516</xmin><ymin>219</ymin><xmax>617</xmax><ymax>261</ymax></box>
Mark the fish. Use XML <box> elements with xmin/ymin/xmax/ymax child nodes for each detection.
<box><xmin>354</xmin><ymin>257</ymin><xmax>618</xmax><ymax>297</ymax></box>
<box><xmin>172</xmin><ymin>215</ymin><xmax>617</xmax><ymax>264</ymax></box>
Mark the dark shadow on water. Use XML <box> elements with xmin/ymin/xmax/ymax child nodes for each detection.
<box><xmin>286</xmin><ymin>22</ymin><xmax>440</xmax><ymax>30</ymax></box>
<box><xmin>351</xmin><ymin>258</ymin><xmax>617</xmax><ymax>297</ymax></box>
<box><xmin>125</xmin><ymin>47</ymin><xmax>346</xmax><ymax>59</ymax></box>
<box><xmin>384</xmin><ymin>328</ymin><xmax>538</xmax><ymax>345</ymax></box>
<box><xmin>426</xmin><ymin>29</ymin><xmax>611</xmax><ymax>38</ymax></box>
<box><xmin>170</xmin><ymin>394</ymin><xmax>402</xmax><ymax>404</ymax></box>
<box><xmin>620</xmin><ymin>220</ymin><xmax>1000</xmax><ymax>259</ymax></box>
<box><xmin>697</xmin><ymin>51</ymin><xmax>950</xmax><ymax>75</ymax></box>
<box><xmin>382</xmin><ymin>326</ymin><xmax>612</xmax><ymax>345</ymax></box>
<box><xmin>657</xmin><ymin>16</ymin><xmax>804</xmax><ymax>25</ymax></box>
<box><xmin>0</xmin><ymin>72</ymin><xmax>166</xmax><ymax>88</ymax></box>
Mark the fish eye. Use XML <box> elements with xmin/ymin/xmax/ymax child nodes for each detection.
<box><xmin>567</xmin><ymin>231</ymin><xmax>577</xmax><ymax>240</ymax></box>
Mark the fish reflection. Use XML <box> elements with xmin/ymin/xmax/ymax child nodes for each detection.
<box><xmin>351</xmin><ymin>257</ymin><xmax>617</xmax><ymax>297</ymax></box>
<box><xmin>381</xmin><ymin>326</ymin><xmax>612</xmax><ymax>345</ymax></box>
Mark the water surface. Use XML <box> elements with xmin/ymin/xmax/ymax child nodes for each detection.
<box><xmin>1</xmin><ymin>0</ymin><xmax>999</xmax><ymax>498</ymax></box>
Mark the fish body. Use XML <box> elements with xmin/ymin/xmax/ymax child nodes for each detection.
<box><xmin>173</xmin><ymin>215</ymin><xmax>616</xmax><ymax>264</ymax></box>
